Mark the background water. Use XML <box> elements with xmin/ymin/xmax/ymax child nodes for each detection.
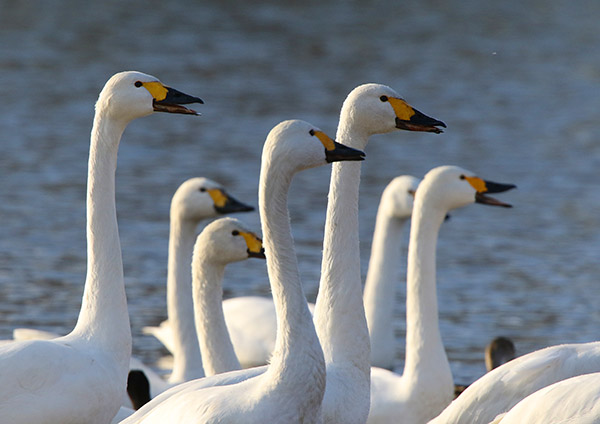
<box><xmin>1</xmin><ymin>0</ymin><xmax>599</xmax><ymax>386</ymax></box>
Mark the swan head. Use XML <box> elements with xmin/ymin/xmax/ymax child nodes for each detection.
<box><xmin>262</xmin><ymin>120</ymin><xmax>365</xmax><ymax>173</ymax></box>
<box><xmin>380</xmin><ymin>175</ymin><xmax>420</xmax><ymax>219</ymax></box>
<box><xmin>96</xmin><ymin>71</ymin><xmax>203</xmax><ymax>122</ymax></box>
<box><xmin>418</xmin><ymin>165</ymin><xmax>516</xmax><ymax>212</ymax></box>
<box><xmin>194</xmin><ymin>217</ymin><xmax>265</xmax><ymax>266</ymax></box>
<box><xmin>171</xmin><ymin>177</ymin><xmax>254</xmax><ymax>222</ymax></box>
<box><xmin>339</xmin><ymin>83</ymin><xmax>446</xmax><ymax>140</ymax></box>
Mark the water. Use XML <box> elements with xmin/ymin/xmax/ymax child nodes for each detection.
<box><xmin>1</xmin><ymin>0</ymin><xmax>599</xmax><ymax>386</ymax></box>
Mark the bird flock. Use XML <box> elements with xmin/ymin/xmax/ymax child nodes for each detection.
<box><xmin>0</xmin><ymin>70</ymin><xmax>595</xmax><ymax>424</ymax></box>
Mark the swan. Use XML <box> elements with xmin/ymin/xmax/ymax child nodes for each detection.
<box><xmin>0</xmin><ymin>71</ymin><xmax>202</xmax><ymax>424</ymax></box>
<box><xmin>120</xmin><ymin>119</ymin><xmax>365</xmax><ymax>423</ymax></box>
<box><xmin>363</xmin><ymin>175</ymin><xmax>420</xmax><ymax>370</ymax></box>
<box><xmin>142</xmin><ymin>176</ymin><xmax>254</xmax><ymax>384</ymax></box>
<box><xmin>313</xmin><ymin>83</ymin><xmax>445</xmax><ymax>423</ymax></box>
<box><xmin>218</xmin><ymin>175</ymin><xmax>418</xmax><ymax>371</ymax></box>
<box><xmin>429</xmin><ymin>341</ymin><xmax>600</xmax><ymax>424</ymax></box>
<box><xmin>191</xmin><ymin>217</ymin><xmax>266</xmax><ymax>376</ymax></box>
<box><xmin>367</xmin><ymin>165</ymin><xmax>516</xmax><ymax>424</ymax></box>
<box><xmin>491</xmin><ymin>372</ymin><xmax>600</xmax><ymax>424</ymax></box>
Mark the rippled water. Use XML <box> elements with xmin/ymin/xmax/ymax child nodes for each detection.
<box><xmin>1</xmin><ymin>0</ymin><xmax>599</xmax><ymax>385</ymax></box>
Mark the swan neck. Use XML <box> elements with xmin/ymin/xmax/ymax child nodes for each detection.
<box><xmin>403</xmin><ymin>201</ymin><xmax>449</xmax><ymax>381</ymax></box>
<box><xmin>364</xmin><ymin>209</ymin><xmax>408</xmax><ymax>368</ymax></box>
<box><xmin>314</xmin><ymin>159</ymin><xmax>370</xmax><ymax>370</ymax></box>
<box><xmin>193</xmin><ymin>258</ymin><xmax>240</xmax><ymax>377</ymax></box>
<box><xmin>167</xmin><ymin>216</ymin><xmax>204</xmax><ymax>382</ymax></box>
<box><xmin>259</xmin><ymin>159</ymin><xmax>325</xmax><ymax>391</ymax></box>
<box><xmin>71</xmin><ymin>111</ymin><xmax>131</xmax><ymax>359</ymax></box>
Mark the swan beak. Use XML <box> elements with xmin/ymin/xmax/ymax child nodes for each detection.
<box><xmin>470</xmin><ymin>178</ymin><xmax>516</xmax><ymax>208</ymax></box>
<box><xmin>240</xmin><ymin>232</ymin><xmax>266</xmax><ymax>259</ymax></box>
<box><xmin>325</xmin><ymin>141</ymin><xmax>366</xmax><ymax>163</ymax></box>
<box><xmin>144</xmin><ymin>82</ymin><xmax>204</xmax><ymax>115</ymax></box>
<box><xmin>388</xmin><ymin>97</ymin><xmax>446</xmax><ymax>133</ymax></box>
<box><xmin>207</xmin><ymin>189</ymin><xmax>255</xmax><ymax>214</ymax></box>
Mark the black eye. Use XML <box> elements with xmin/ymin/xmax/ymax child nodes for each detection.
<box><xmin>199</xmin><ymin>187</ymin><xmax>206</xmax><ymax>192</ymax></box>
<box><xmin>380</xmin><ymin>95</ymin><xmax>388</xmax><ymax>102</ymax></box>
<box><xmin>232</xmin><ymin>230</ymin><xmax>240</xmax><ymax>236</ymax></box>
<box><xmin>134</xmin><ymin>81</ymin><xmax>143</xmax><ymax>88</ymax></box>
<box><xmin>460</xmin><ymin>175</ymin><xmax>466</xmax><ymax>180</ymax></box>
<box><xmin>309</xmin><ymin>129</ymin><xmax>315</xmax><ymax>136</ymax></box>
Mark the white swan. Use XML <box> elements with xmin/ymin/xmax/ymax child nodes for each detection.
<box><xmin>0</xmin><ymin>71</ymin><xmax>202</xmax><ymax>424</ymax></box>
<box><xmin>367</xmin><ymin>165</ymin><xmax>516</xmax><ymax>424</ymax></box>
<box><xmin>313</xmin><ymin>83</ymin><xmax>445</xmax><ymax>423</ymax></box>
<box><xmin>363</xmin><ymin>175</ymin><xmax>420</xmax><ymax>370</ymax></box>
<box><xmin>491</xmin><ymin>372</ymin><xmax>600</xmax><ymax>424</ymax></box>
<box><xmin>191</xmin><ymin>217</ymin><xmax>265</xmax><ymax>376</ymax></box>
<box><xmin>429</xmin><ymin>341</ymin><xmax>600</xmax><ymax>424</ymax></box>
<box><xmin>218</xmin><ymin>175</ymin><xmax>418</xmax><ymax>372</ymax></box>
<box><xmin>142</xmin><ymin>177</ymin><xmax>254</xmax><ymax>384</ymax></box>
<box><xmin>120</xmin><ymin>120</ymin><xmax>365</xmax><ymax>423</ymax></box>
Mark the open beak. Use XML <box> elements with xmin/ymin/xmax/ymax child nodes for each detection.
<box><xmin>152</xmin><ymin>86</ymin><xmax>204</xmax><ymax>115</ymax></box>
<box><xmin>395</xmin><ymin>108</ymin><xmax>446</xmax><ymax>133</ymax></box>
<box><xmin>475</xmin><ymin>181</ymin><xmax>516</xmax><ymax>208</ymax></box>
<box><xmin>325</xmin><ymin>141</ymin><xmax>366</xmax><ymax>163</ymax></box>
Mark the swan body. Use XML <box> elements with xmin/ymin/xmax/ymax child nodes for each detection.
<box><xmin>313</xmin><ymin>83</ymin><xmax>445</xmax><ymax>423</ymax></box>
<box><xmin>363</xmin><ymin>175</ymin><xmax>419</xmax><ymax>370</ymax></box>
<box><xmin>122</xmin><ymin>119</ymin><xmax>364</xmax><ymax>423</ymax></box>
<box><xmin>493</xmin><ymin>372</ymin><xmax>600</xmax><ymax>424</ymax></box>
<box><xmin>0</xmin><ymin>71</ymin><xmax>202</xmax><ymax>424</ymax></box>
<box><xmin>367</xmin><ymin>165</ymin><xmax>515</xmax><ymax>424</ymax></box>
<box><xmin>429</xmin><ymin>341</ymin><xmax>600</xmax><ymax>424</ymax></box>
<box><xmin>191</xmin><ymin>217</ymin><xmax>265</xmax><ymax>376</ymax></box>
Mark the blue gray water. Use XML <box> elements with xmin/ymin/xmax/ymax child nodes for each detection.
<box><xmin>1</xmin><ymin>0</ymin><xmax>599</xmax><ymax>386</ymax></box>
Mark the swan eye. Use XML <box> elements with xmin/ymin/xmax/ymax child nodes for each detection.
<box><xmin>199</xmin><ymin>187</ymin><xmax>206</xmax><ymax>192</ymax></box>
<box><xmin>309</xmin><ymin>129</ymin><xmax>315</xmax><ymax>136</ymax></box>
<box><xmin>460</xmin><ymin>175</ymin><xmax>466</xmax><ymax>180</ymax></box>
<box><xmin>380</xmin><ymin>95</ymin><xmax>388</xmax><ymax>102</ymax></box>
<box><xmin>232</xmin><ymin>230</ymin><xmax>240</xmax><ymax>236</ymax></box>
<box><xmin>134</xmin><ymin>81</ymin><xmax>143</xmax><ymax>88</ymax></box>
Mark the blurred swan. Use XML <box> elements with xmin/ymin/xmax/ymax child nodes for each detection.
<box><xmin>120</xmin><ymin>120</ymin><xmax>364</xmax><ymax>423</ymax></box>
<box><xmin>430</xmin><ymin>341</ymin><xmax>600</xmax><ymax>424</ymax></box>
<box><xmin>491</xmin><ymin>372</ymin><xmax>600</xmax><ymax>423</ymax></box>
<box><xmin>142</xmin><ymin>177</ymin><xmax>254</xmax><ymax>384</ymax></box>
<box><xmin>191</xmin><ymin>217</ymin><xmax>265</xmax><ymax>376</ymax></box>
<box><xmin>367</xmin><ymin>166</ymin><xmax>515</xmax><ymax>424</ymax></box>
<box><xmin>363</xmin><ymin>175</ymin><xmax>419</xmax><ymax>370</ymax></box>
<box><xmin>0</xmin><ymin>71</ymin><xmax>202</xmax><ymax>424</ymax></box>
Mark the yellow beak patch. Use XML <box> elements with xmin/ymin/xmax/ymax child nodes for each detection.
<box><xmin>240</xmin><ymin>231</ymin><xmax>263</xmax><ymax>254</ymax></box>
<box><xmin>312</xmin><ymin>130</ymin><xmax>336</xmax><ymax>151</ymax></box>
<box><xmin>142</xmin><ymin>81</ymin><xmax>169</xmax><ymax>101</ymax></box>
<box><xmin>388</xmin><ymin>97</ymin><xmax>417</xmax><ymax>121</ymax></box>
<box><xmin>464</xmin><ymin>176</ymin><xmax>487</xmax><ymax>193</ymax></box>
<box><xmin>207</xmin><ymin>189</ymin><xmax>228</xmax><ymax>208</ymax></box>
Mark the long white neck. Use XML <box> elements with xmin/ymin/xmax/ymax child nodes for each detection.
<box><xmin>402</xmin><ymin>198</ymin><xmax>452</xmax><ymax>389</ymax></box>
<box><xmin>193</xmin><ymin>258</ymin><xmax>240</xmax><ymax>377</ymax></box>
<box><xmin>314</xmin><ymin>124</ymin><xmax>370</xmax><ymax>375</ymax></box>
<box><xmin>259</xmin><ymin>160</ymin><xmax>325</xmax><ymax>404</ymax></box>
<box><xmin>363</xmin><ymin>208</ymin><xmax>409</xmax><ymax>369</ymax></box>
<box><xmin>70</xmin><ymin>111</ymin><xmax>131</xmax><ymax>365</ymax></box>
<box><xmin>167</xmin><ymin>216</ymin><xmax>205</xmax><ymax>383</ymax></box>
